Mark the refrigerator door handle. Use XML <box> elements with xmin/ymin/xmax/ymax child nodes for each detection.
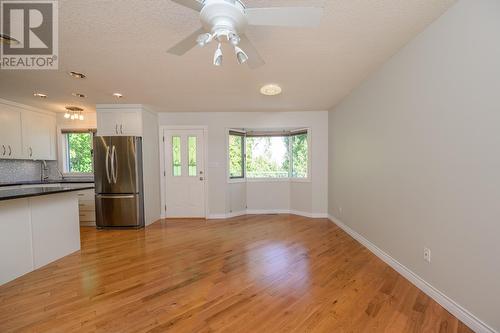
<box><xmin>111</xmin><ymin>145</ymin><xmax>118</xmax><ymax>184</ymax></box>
<box><xmin>105</xmin><ymin>146</ymin><xmax>112</xmax><ymax>184</ymax></box>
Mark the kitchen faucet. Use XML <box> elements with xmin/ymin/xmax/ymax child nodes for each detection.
<box><xmin>40</xmin><ymin>160</ymin><xmax>49</xmax><ymax>181</ymax></box>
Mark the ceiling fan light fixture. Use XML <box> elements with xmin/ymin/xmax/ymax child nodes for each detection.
<box><xmin>213</xmin><ymin>43</ymin><xmax>223</xmax><ymax>66</ymax></box>
<box><xmin>64</xmin><ymin>112</ymin><xmax>70</xmax><ymax>119</ymax></box>
<box><xmin>166</xmin><ymin>0</ymin><xmax>323</xmax><ymax>69</ymax></box>
<box><xmin>234</xmin><ymin>46</ymin><xmax>248</xmax><ymax>65</ymax></box>
<box><xmin>229</xmin><ymin>33</ymin><xmax>240</xmax><ymax>46</ymax></box>
<box><xmin>196</xmin><ymin>33</ymin><xmax>212</xmax><ymax>47</ymax></box>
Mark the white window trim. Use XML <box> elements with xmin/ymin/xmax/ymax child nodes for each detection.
<box><xmin>227</xmin><ymin>127</ymin><xmax>312</xmax><ymax>184</ymax></box>
<box><xmin>227</xmin><ymin>128</ymin><xmax>246</xmax><ymax>182</ymax></box>
<box><xmin>57</xmin><ymin>126</ymin><xmax>96</xmax><ymax>179</ymax></box>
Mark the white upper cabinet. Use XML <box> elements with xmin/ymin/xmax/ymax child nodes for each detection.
<box><xmin>0</xmin><ymin>104</ymin><xmax>23</xmax><ymax>159</ymax></box>
<box><xmin>0</xmin><ymin>100</ymin><xmax>56</xmax><ymax>161</ymax></box>
<box><xmin>22</xmin><ymin>111</ymin><xmax>56</xmax><ymax>160</ymax></box>
<box><xmin>96</xmin><ymin>106</ymin><xmax>143</xmax><ymax>136</ymax></box>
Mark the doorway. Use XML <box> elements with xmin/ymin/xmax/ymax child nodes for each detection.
<box><xmin>163</xmin><ymin>128</ymin><xmax>206</xmax><ymax>218</ymax></box>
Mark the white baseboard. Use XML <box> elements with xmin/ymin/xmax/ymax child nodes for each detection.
<box><xmin>328</xmin><ymin>215</ymin><xmax>496</xmax><ymax>333</ymax></box>
<box><xmin>246</xmin><ymin>209</ymin><xmax>290</xmax><ymax>215</ymax></box>
<box><xmin>207</xmin><ymin>209</ymin><xmax>328</xmax><ymax>220</ymax></box>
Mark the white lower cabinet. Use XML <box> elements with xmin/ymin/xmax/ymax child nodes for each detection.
<box><xmin>0</xmin><ymin>193</ymin><xmax>81</xmax><ymax>285</ymax></box>
<box><xmin>30</xmin><ymin>194</ymin><xmax>80</xmax><ymax>269</ymax></box>
<box><xmin>0</xmin><ymin>199</ymin><xmax>33</xmax><ymax>284</ymax></box>
<box><xmin>77</xmin><ymin>189</ymin><xmax>96</xmax><ymax>226</ymax></box>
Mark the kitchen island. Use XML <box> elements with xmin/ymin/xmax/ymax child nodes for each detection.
<box><xmin>0</xmin><ymin>183</ymin><xmax>94</xmax><ymax>285</ymax></box>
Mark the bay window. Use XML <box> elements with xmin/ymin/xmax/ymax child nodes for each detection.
<box><xmin>228</xmin><ymin>129</ymin><xmax>309</xmax><ymax>180</ymax></box>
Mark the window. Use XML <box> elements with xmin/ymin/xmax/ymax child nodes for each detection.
<box><xmin>188</xmin><ymin>136</ymin><xmax>197</xmax><ymax>177</ymax></box>
<box><xmin>291</xmin><ymin>132</ymin><xmax>308</xmax><ymax>178</ymax></box>
<box><xmin>172</xmin><ymin>136</ymin><xmax>181</xmax><ymax>177</ymax></box>
<box><xmin>228</xmin><ymin>129</ymin><xmax>309</xmax><ymax>180</ymax></box>
<box><xmin>62</xmin><ymin>129</ymin><xmax>94</xmax><ymax>174</ymax></box>
<box><xmin>229</xmin><ymin>131</ymin><xmax>245</xmax><ymax>179</ymax></box>
<box><xmin>246</xmin><ymin>135</ymin><xmax>290</xmax><ymax>178</ymax></box>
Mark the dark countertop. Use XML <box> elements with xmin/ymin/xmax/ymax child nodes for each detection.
<box><xmin>0</xmin><ymin>184</ymin><xmax>95</xmax><ymax>201</ymax></box>
<box><xmin>0</xmin><ymin>179</ymin><xmax>94</xmax><ymax>187</ymax></box>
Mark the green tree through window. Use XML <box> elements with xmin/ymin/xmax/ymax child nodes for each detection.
<box><xmin>246</xmin><ymin>136</ymin><xmax>290</xmax><ymax>178</ymax></box>
<box><xmin>228</xmin><ymin>130</ymin><xmax>308</xmax><ymax>179</ymax></box>
<box><xmin>291</xmin><ymin>133</ymin><xmax>308</xmax><ymax>178</ymax></box>
<box><xmin>229</xmin><ymin>133</ymin><xmax>244</xmax><ymax>178</ymax></box>
<box><xmin>67</xmin><ymin>132</ymin><xmax>93</xmax><ymax>173</ymax></box>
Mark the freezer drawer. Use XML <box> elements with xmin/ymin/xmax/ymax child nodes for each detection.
<box><xmin>95</xmin><ymin>194</ymin><xmax>144</xmax><ymax>228</ymax></box>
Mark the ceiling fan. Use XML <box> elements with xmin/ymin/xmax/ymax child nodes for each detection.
<box><xmin>167</xmin><ymin>0</ymin><xmax>324</xmax><ymax>68</ymax></box>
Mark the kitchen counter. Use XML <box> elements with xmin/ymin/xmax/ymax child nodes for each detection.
<box><xmin>0</xmin><ymin>179</ymin><xmax>94</xmax><ymax>187</ymax></box>
<box><xmin>0</xmin><ymin>184</ymin><xmax>94</xmax><ymax>201</ymax></box>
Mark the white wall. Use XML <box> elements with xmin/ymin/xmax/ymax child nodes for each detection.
<box><xmin>328</xmin><ymin>0</ymin><xmax>500</xmax><ymax>331</ymax></box>
<box><xmin>158</xmin><ymin>111</ymin><xmax>329</xmax><ymax>217</ymax></box>
<box><xmin>142</xmin><ymin>109</ymin><xmax>161</xmax><ymax>225</ymax></box>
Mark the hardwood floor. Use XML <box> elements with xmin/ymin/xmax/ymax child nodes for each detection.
<box><xmin>0</xmin><ymin>215</ymin><xmax>472</xmax><ymax>333</ymax></box>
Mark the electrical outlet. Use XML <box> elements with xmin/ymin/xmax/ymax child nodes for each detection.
<box><xmin>338</xmin><ymin>207</ymin><xmax>343</xmax><ymax>217</ymax></box>
<box><xmin>423</xmin><ymin>248</ymin><xmax>431</xmax><ymax>263</ymax></box>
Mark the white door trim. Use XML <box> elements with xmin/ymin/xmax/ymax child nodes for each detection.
<box><xmin>159</xmin><ymin>125</ymin><xmax>209</xmax><ymax>219</ymax></box>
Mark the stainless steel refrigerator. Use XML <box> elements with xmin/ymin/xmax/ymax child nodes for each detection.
<box><xmin>93</xmin><ymin>136</ymin><xmax>144</xmax><ymax>228</ymax></box>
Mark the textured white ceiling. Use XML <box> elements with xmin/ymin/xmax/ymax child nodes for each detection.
<box><xmin>0</xmin><ymin>0</ymin><xmax>455</xmax><ymax>113</ymax></box>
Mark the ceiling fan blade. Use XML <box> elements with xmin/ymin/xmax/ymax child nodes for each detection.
<box><xmin>170</xmin><ymin>0</ymin><xmax>204</xmax><ymax>12</ymax></box>
<box><xmin>167</xmin><ymin>27</ymin><xmax>205</xmax><ymax>56</ymax></box>
<box><xmin>245</xmin><ymin>7</ymin><xmax>323</xmax><ymax>27</ymax></box>
<box><xmin>239</xmin><ymin>34</ymin><xmax>265</xmax><ymax>69</ymax></box>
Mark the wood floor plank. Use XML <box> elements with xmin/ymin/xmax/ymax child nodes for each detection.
<box><xmin>0</xmin><ymin>215</ymin><xmax>473</xmax><ymax>333</ymax></box>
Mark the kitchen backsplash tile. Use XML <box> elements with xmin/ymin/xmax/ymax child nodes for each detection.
<box><xmin>0</xmin><ymin>160</ymin><xmax>60</xmax><ymax>183</ymax></box>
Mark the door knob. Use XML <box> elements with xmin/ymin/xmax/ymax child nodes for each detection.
<box><xmin>200</xmin><ymin>177</ymin><xmax>204</xmax><ymax>181</ymax></box>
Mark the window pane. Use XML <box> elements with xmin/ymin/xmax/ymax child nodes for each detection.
<box><xmin>246</xmin><ymin>136</ymin><xmax>289</xmax><ymax>178</ymax></box>
<box><xmin>67</xmin><ymin>133</ymin><xmax>93</xmax><ymax>173</ymax></box>
<box><xmin>229</xmin><ymin>134</ymin><xmax>244</xmax><ymax>178</ymax></box>
<box><xmin>291</xmin><ymin>133</ymin><xmax>308</xmax><ymax>178</ymax></box>
<box><xmin>172</xmin><ymin>136</ymin><xmax>181</xmax><ymax>176</ymax></box>
<box><xmin>188</xmin><ymin>136</ymin><xmax>197</xmax><ymax>177</ymax></box>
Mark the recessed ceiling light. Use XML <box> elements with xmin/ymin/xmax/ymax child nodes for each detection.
<box><xmin>0</xmin><ymin>34</ymin><xmax>20</xmax><ymax>45</ymax></box>
<box><xmin>113</xmin><ymin>93</ymin><xmax>123</xmax><ymax>98</ymax></box>
<box><xmin>69</xmin><ymin>71</ymin><xmax>86</xmax><ymax>79</ymax></box>
<box><xmin>72</xmin><ymin>93</ymin><xmax>86</xmax><ymax>98</ymax></box>
<box><xmin>33</xmin><ymin>92</ymin><xmax>47</xmax><ymax>98</ymax></box>
<box><xmin>260</xmin><ymin>84</ymin><xmax>282</xmax><ymax>96</ymax></box>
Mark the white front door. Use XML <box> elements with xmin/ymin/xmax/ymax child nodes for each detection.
<box><xmin>164</xmin><ymin>129</ymin><xmax>205</xmax><ymax>218</ymax></box>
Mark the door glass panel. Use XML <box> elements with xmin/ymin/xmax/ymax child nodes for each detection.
<box><xmin>172</xmin><ymin>136</ymin><xmax>181</xmax><ymax>176</ymax></box>
<box><xmin>188</xmin><ymin>136</ymin><xmax>197</xmax><ymax>176</ymax></box>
